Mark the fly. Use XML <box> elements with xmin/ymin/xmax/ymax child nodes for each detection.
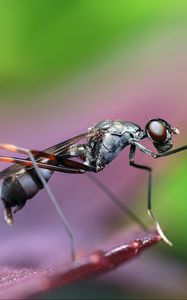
<box><xmin>0</xmin><ymin>119</ymin><xmax>184</xmax><ymax>261</ymax></box>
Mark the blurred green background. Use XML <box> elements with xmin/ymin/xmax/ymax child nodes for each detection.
<box><xmin>1</xmin><ymin>0</ymin><xmax>187</xmax><ymax>95</ymax></box>
<box><xmin>0</xmin><ymin>0</ymin><xmax>187</xmax><ymax>299</ymax></box>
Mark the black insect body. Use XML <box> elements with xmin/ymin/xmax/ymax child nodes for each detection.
<box><xmin>1</xmin><ymin>167</ymin><xmax>53</xmax><ymax>214</ymax></box>
<box><xmin>0</xmin><ymin>119</ymin><xmax>184</xmax><ymax>260</ymax></box>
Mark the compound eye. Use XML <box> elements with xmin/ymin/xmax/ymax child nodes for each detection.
<box><xmin>147</xmin><ymin>121</ymin><xmax>167</xmax><ymax>143</ymax></box>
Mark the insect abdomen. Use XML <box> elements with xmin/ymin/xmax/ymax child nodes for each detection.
<box><xmin>1</xmin><ymin>168</ymin><xmax>53</xmax><ymax>209</ymax></box>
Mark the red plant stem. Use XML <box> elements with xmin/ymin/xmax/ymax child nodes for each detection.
<box><xmin>41</xmin><ymin>233</ymin><xmax>161</xmax><ymax>293</ymax></box>
<box><xmin>0</xmin><ymin>232</ymin><xmax>161</xmax><ymax>300</ymax></box>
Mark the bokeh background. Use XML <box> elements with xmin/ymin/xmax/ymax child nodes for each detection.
<box><xmin>0</xmin><ymin>0</ymin><xmax>187</xmax><ymax>299</ymax></box>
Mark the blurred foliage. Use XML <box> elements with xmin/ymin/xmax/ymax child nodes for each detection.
<box><xmin>0</xmin><ymin>0</ymin><xmax>187</xmax><ymax>95</ymax></box>
<box><xmin>133</xmin><ymin>155</ymin><xmax>187</xmax><ymax>262</ymax></box>
<box><xmin>154</xmin><ymin>157</ymin><xmax>187</xmax><ymax>261</ymax></box>
<box><xmin>0</xmin><ymin>1</ymin><xmax>186</xmax><ymax>298</ymax></box>
<box><xmin>0</xmin><ymin>0</ymin><xmax>185</xmax><ymax>263</ymax></box>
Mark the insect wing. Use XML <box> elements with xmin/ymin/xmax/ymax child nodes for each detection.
<box><xmin>43</xmin><ymin>132</ymin><xmax>89</xmax><ymax>155</ymax></box>
<box><xmin>43</xmin><ymin>128</ymin><xmax>103</xmax><ymax>156</ymax></box>
<box><xmin>0</xmin><ymin>129</ymin><xmax>103</xmax><ymax>179</ymax></box>
<box><xmin>0</xmin><ymin>163</ymin><xmax>22</xmax><ymax>179</ymax></box>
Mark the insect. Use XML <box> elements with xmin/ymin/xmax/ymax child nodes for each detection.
<box><xmin>0</xmin><ymin>118</ymin><xmax>185</xmax><ymax>261</ymax></box>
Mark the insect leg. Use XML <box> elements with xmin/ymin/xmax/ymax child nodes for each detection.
<box><xmin>86</xmin><ymin>173</ymin><xmax>147</xmax><ymax>230</ymax></box>
<box><xmin>0</xmin><ymin>144</ymin><xmax>76</xmax><ymax>261</ymax></box>
<box><xmin>155</xmin><ymin>145</ymin><xmax>187</xmax><ymax>158</ymax></box>
<box><xmin>129</xmin><ymin>144</ymin><xmax>172</xmax><ymax>246</ymax></box>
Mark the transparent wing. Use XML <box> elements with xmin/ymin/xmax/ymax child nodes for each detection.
<box><xmin>0</xmin><ymin>129</ymin><xmax>101</xmax><ymax>178</ymax></box>
<box><xmin>43</xmin><ymin>132</ymin><xmax>89</xmax><ymax>155</ymax></box>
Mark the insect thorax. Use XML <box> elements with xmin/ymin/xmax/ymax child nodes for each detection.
<box><xmin>85</xmin><ymin>120</ymin><xmax>142</xmax><ymax>171</ymax></box>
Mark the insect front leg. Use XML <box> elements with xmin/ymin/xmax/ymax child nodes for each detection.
<box><xmin>155</xmin><ymin>144</ymin><xmax>187</xmax><ymax>158</ymax></box>
<box><xmin>130</xmin><ymin>140</ymin><xmax>157</xmax><ymax>158</ymax></box>
<box><xmin>129</xmin><ymin>144</ymin><xmax>172</xmax><ymax>246</ymax></box>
